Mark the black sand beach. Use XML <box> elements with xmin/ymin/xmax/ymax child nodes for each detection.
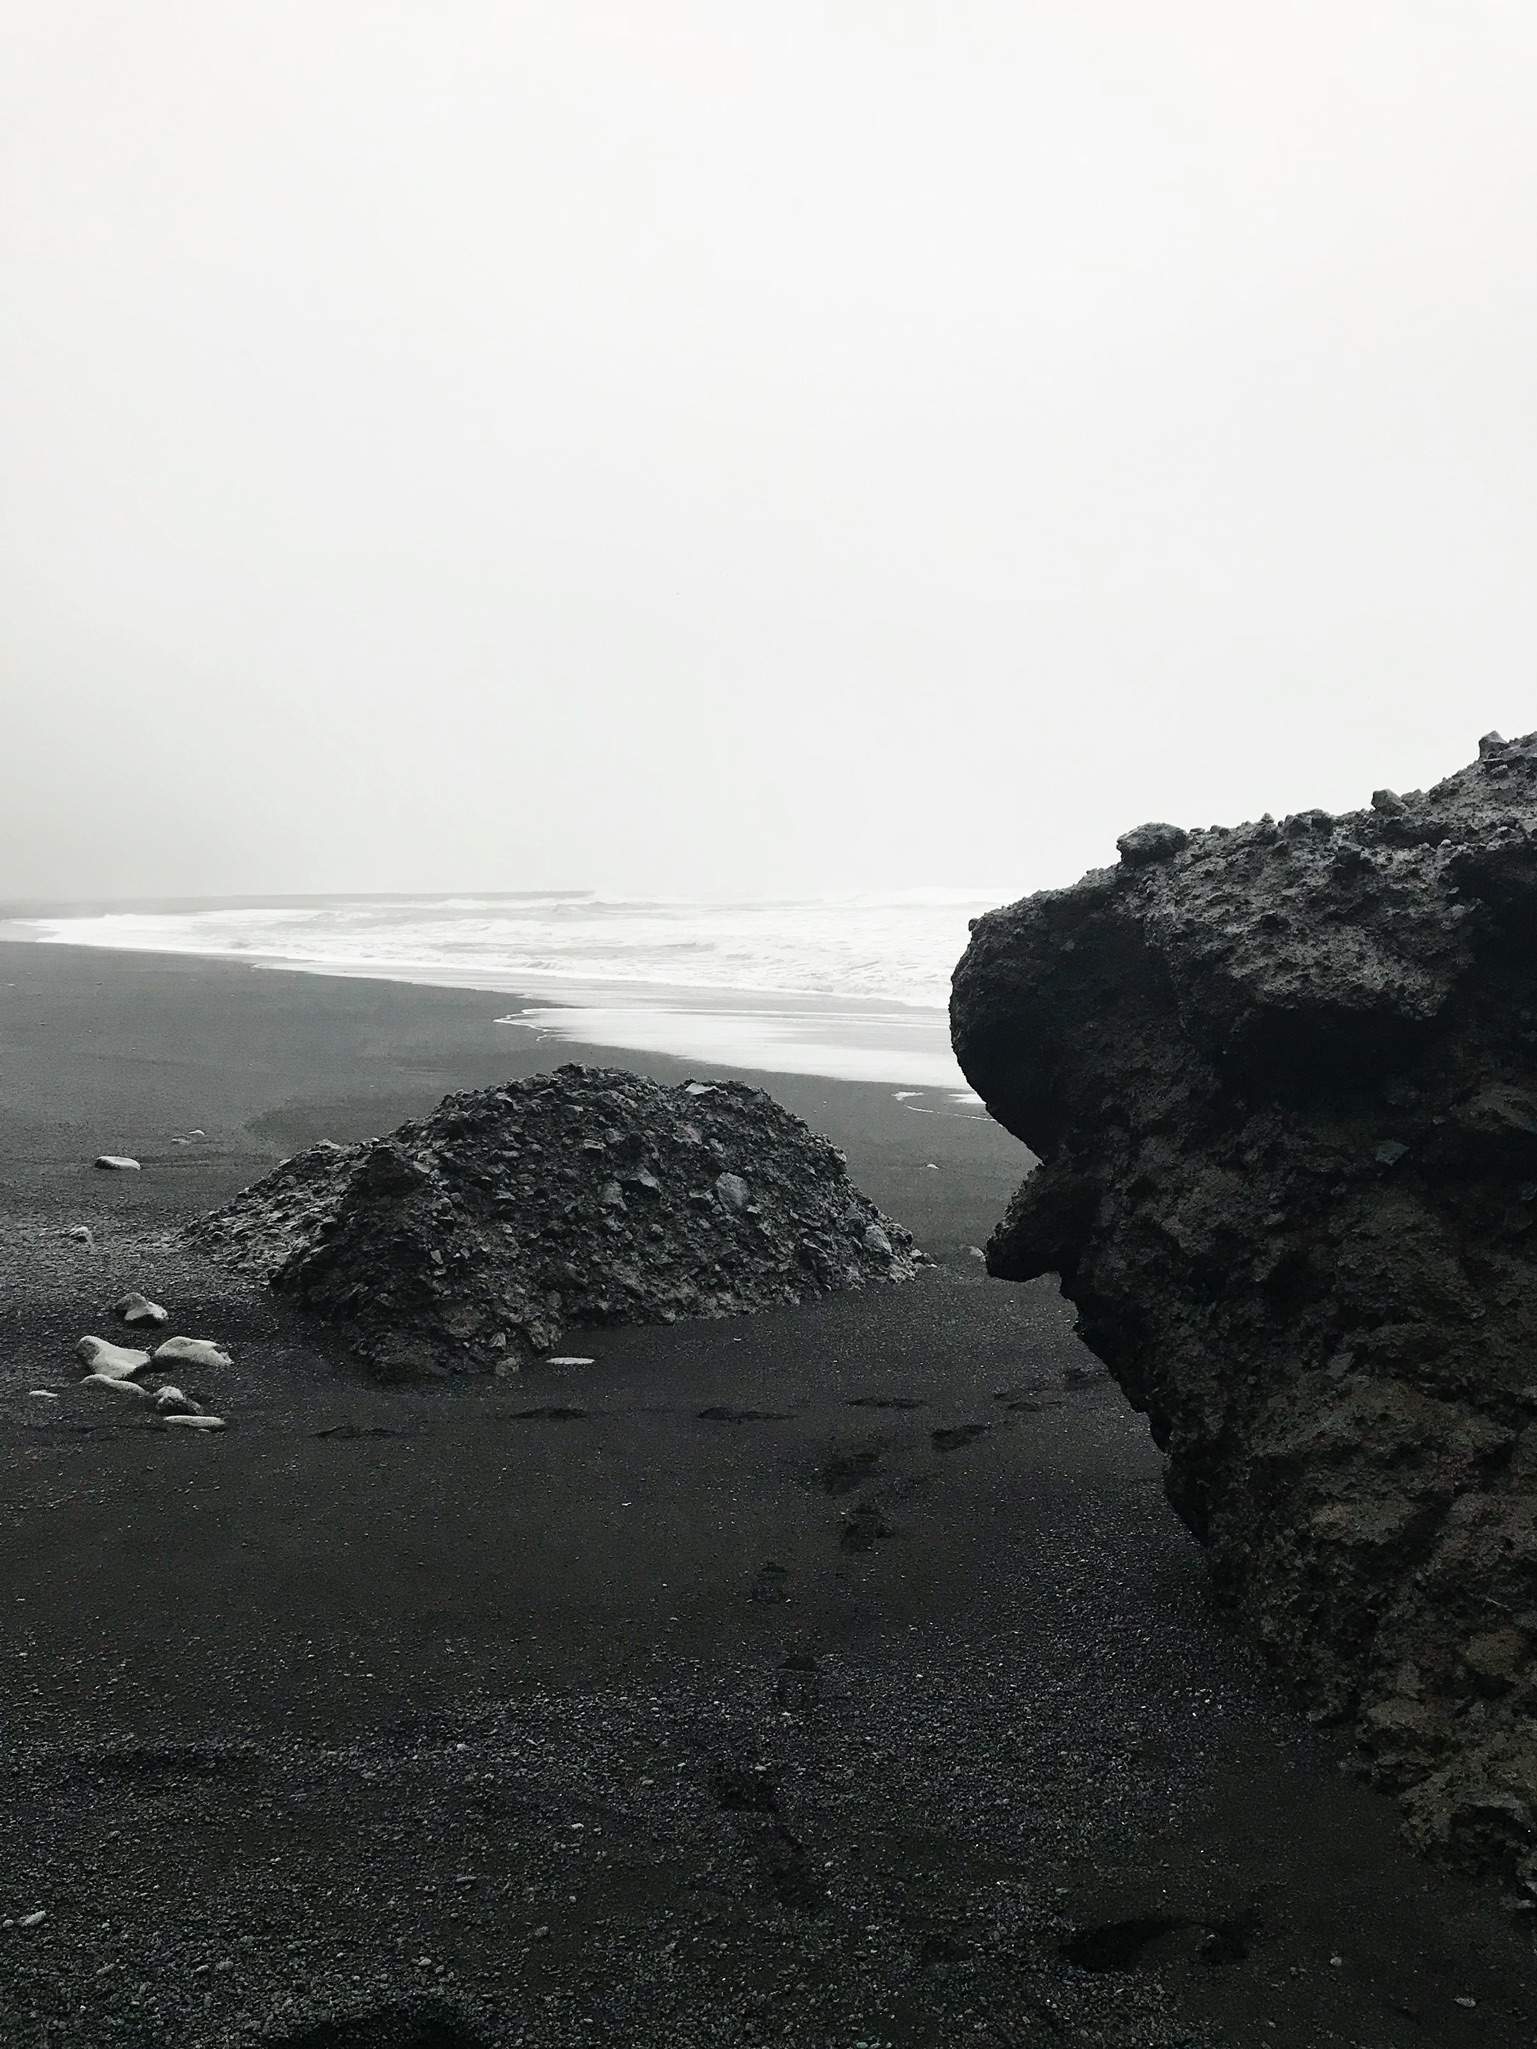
<box><xmin>1</xmin><ymin>943</ymin><xmax>1533</xmax><ymax>2048</ymax></box>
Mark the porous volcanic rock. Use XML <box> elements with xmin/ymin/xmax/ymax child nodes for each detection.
<box><xmin>951</xmin><ymin>732</ymin><xmax>1537</xmax><ymax>1883</ymax></box>
<box><xmin>188</xmin><ymin>1065</ymin><xmax>917</xmax><ymax>1378</ymax></box>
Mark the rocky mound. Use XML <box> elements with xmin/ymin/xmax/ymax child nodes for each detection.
<box><xmin>952</xmin><ymin>731</ymin><xmax>1537</xmax><ymax>1884</ymax></box>
<box><xmin>189</xmin><ymin>1065</ymin><xmax>918</xmax><ymax>1377</ymax></box>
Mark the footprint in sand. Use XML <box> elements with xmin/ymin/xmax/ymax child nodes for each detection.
<box><xmin>746</xmin><ymin>1561</ymin><xmax>791</xmax><ymax>1604</ymax></box>
<box><xmin>821</xmin><ymin>1447</ymin><xmax>883</xmax><ymax>1494</ymax></box>
<box><xmin>697</xmin><ymin>1404</ymin><xmax>796</xmax><ymax>1423</ymax></box>
<box><xmin>839</xmin><ymin>1497</ymin><xmax>896</xmax><ymax>1552</ymax></box>
<box><xmin>930</xmin><ymin>1423</ymin><xmax>991</xmax><ymax>1452</ymax></box>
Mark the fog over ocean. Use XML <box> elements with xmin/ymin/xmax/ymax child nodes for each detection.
<box><xmin>11</xmin><ymin>892</ymin><xmax>1006</xmax><ymax>1094</ymax></box>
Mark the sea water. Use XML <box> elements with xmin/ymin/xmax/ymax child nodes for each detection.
<box><xmin>12</xmin><ymin>890</ymin><xmax>1013</xmax><ymax>1093</ymax></box>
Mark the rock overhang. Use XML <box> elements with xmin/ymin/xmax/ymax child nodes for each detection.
<box><xmin>950</xmin><ymin>732</ymin><xmax>1537</xmax><ymax>1884</ymax></box>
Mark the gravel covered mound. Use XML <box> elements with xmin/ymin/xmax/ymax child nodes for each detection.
<box><xmin>188</xmin><ymin>1065</ymin><xmax>918</xmax><ymax>1377</ymax></box>
<box><xmin>951</xmin><ymin>731</ymin><xmax>1537</xmax><ymax>1884</ymax></box>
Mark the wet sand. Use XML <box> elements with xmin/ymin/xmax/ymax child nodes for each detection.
<box><xmin>0</xmin><ymin>942</ymin><xmax>1533</xmax><ymax>2047</ymax></box>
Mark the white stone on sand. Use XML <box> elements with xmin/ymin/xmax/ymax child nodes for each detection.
<box><xmin>27</xmin><ymin>1390</ymin><xmax>59</xmax><ymax>1400</ymax></box>
<box><xmin>76</xmin><ymin>1336</ymin><xmax>152</xmax><ymax>1378</ymax></box>
<box><xmin>80</xmin><ymin>1372</ymin><xmax>153</xmax><ymax>1400</ymax></box>
<box><xmin>162</xmin><ymin>1413</ymin><xmax>226</xmax><ymax>1431</ymax></box>
<box><xmin>115</xmin><ymin>1292</ymin><xmax>169</xmax><ymax>1327</ymax></box>
<box><xmin>152</xmin><ymin>1337</ymin><xmax>233</xmax><ymax>1370</ymax></box>
<box><xmin>94</xmin><ymin>1156</ymin><xmax>141</xmax><ymax>1172</ymax></box>
<box><xmin>153</xmin><ymin>1385</ymin><xmax>202</xmax><ymax>1416</ymax></box>
<box><xmin>546</xmin><ymin>1356</ymin><xmax>596</xmax><ymax>1366</ymax></box>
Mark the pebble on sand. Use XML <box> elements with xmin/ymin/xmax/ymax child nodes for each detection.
<box><xmin>153</xmin><ymin>1385</ymin><xmax>203</xmax><ymax>1416</ymax></box>
<box><xmin>93</xmin><ymin>1156</ymin><xmax>141</xmax><ymax>1172</ymax></box>
<box><xmin>76</xmin><ymin>1336</ymin><xmax>152</xmax><ymax>1378</ymax></box>
<box><xmin>153</xmin><ymin>1337</ymin><xmax>233</xmax><ymax>1370</ymax></box>
<box><xmin>115</xmin><ymin>1292</ymin><xmax>169</xmax><ymax>1328</ymax></box>
<box><xmin>80</xmin><ymin>1373</ymin><xmax>154</xmax><ymax>1401</ymax></box>
<box><xmin>27</xmin><ymin>1390</ymin><xmax>59</xmax><ymax>1400</ymax></box>
<box><xmin>546</xmin><ymin>1356</ymin><xmax>596</xmax><ymax>1367</ymax></box>
<box><xmin>65</xmin><ymin>1225</ymin><xmax>95</xmax><ymax>1247</ymax></box>
<box><xmin>162</xmin><ymin>1413</ymin><xmax>226</xmax><ymax>1431</ymax></box>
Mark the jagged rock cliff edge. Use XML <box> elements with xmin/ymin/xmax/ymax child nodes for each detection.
<box><xmin>952</xmin><ymin>733</ymin><xmax>1537</xmax><ymax>1883</ymax></box>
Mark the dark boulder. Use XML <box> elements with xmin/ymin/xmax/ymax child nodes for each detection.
<box><xmin>188</xmin><ymin>1065</ymin><xmax>918</xmax><ymax>1379</ymax></box>
<box><xmin>951</xmin><ymin>732</ymin><xmax>1537</xmax><ymax>1884</ymax></box>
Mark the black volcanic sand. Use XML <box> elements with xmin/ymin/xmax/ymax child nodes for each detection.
<box><xmin>0</xmin><ymin>944</ymin><xmax>1533</xmax><ymax>2048</ymax></box>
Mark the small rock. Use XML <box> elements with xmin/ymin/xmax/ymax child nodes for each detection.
<box><xmin>115</xmin><ymin>1292</ymin><xmax>169</xmax><ymax>1327</ymax></box>
<box><xmin>1371</xmin><ymin>788</ymin><xmax>1407</xmax><ymax>815</ymax></box>
<box><xmin>80</xmin><ymin>1373</ymin><xmax>153</xmax><ymax>1401</ymax></box>
<box><xmin>94</xmin><ymin>1156</ymin><xmax>141</xmax><ymax>1172</ymax></box>
<box><xmin>65</xmin><ymin>1225</ymin><xmax>95</xmax><ymax>1248</ymax></box>
<box><xmin>1116</xmin><ymin>821</ymin><xmax>1190</xmax><ymax>866</ymax></box>
<box><xmin>18</xmin><ymin>1911</ymin><xmax>45</xmax><ymax>1929</ymax></box>
<box><xmin>863</xmin><ymin>1223</ymin><xmax>893</xmax><ymax>1257</ymax></box>
<box><xmin>76</xmin><ymin>1336</ymin><xmax>152</xmax><ymax>1379</ymax></box>
<box><xmin>546</xmin><ymin>1356</ymin><xmax>596</xmax><ymax>1367</ymax></box>
<box><xmin>715</xmin><ymin>1172</ymin><xmax>751</xmax><ymax>1212</ymax></box>
<box><xmin>153</xmin><ymin>1385</ymin><xmax>203</xmax><ymax>1416</ymax></box>
<box><xmin>153</xmin><ymin>1337</ymin><xmax>233</xmax><ymax>1370</ymax></box>
<box><xmin>1375</xmin><ymin>1140</ymin><xmax>1409</xmax><ymax>1166</ymax></box>
<box><xmin>27</xmin><ymin>1390</ymin><xmax>59</xmax><ymax>1400</ymax></box>
<box><xmin>162</xmin><ymin>1413</ymin><xmax>227</xmax><ymax>1431</ymax></box>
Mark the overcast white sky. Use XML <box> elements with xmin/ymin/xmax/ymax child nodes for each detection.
<box><xmin>3</xmin><ymin>2</ymin><xmax>1535</xmax><ymax>902</ymax></box>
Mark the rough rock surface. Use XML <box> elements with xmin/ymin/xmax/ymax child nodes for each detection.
<box><xmin>188</xmin><ymin>1064</ymin><xmax>918</xmax><ymax>1377</ymax></box>
<box><xmin>952</xmin><ymin>731</ymin><xmax>1537</xmax><ymax>1883</ymax></box>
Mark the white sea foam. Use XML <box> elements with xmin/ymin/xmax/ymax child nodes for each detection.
<box><xmin>13</xmin><ymin>890</ymin><xmax>1009</xmax><ymax>1090</ymax></box>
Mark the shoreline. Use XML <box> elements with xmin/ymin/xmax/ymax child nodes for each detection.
<box><xmin>0</xmin><ymin>939</ymin><xmax>1016</xmax><ymax>1258</ymax></box>
<box><xmin>1</xmin><ymin>926</ymin><xmax>975</xmax><ymax>1095</ymax></box>
<box><xmin>0</xmin><ymin>940</ymin><xmax>1532</xmax><ymax>2047</ymax></box>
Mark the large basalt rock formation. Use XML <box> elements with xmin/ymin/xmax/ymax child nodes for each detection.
<box><xmin>189</xmin><ymin>1065</ymin><xmax>917</xmax><ymax>1377</ymax></box>
<box><xmin>952</xmin><ymin>732</ymin><xmax>1537</xmax><ymax>1883</ymax></box>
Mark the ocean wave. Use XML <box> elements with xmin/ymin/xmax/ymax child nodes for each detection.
<box><xmin>19</xmin><ymin>889</ymin><xmax>1006</xmax><ymax>1011</ymax></box>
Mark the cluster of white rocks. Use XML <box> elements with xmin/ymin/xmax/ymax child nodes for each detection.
<box><xmin>67</xmin><ymin>1296</ymin><xmax>232</xmax><ymax>1430</ymax></box>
